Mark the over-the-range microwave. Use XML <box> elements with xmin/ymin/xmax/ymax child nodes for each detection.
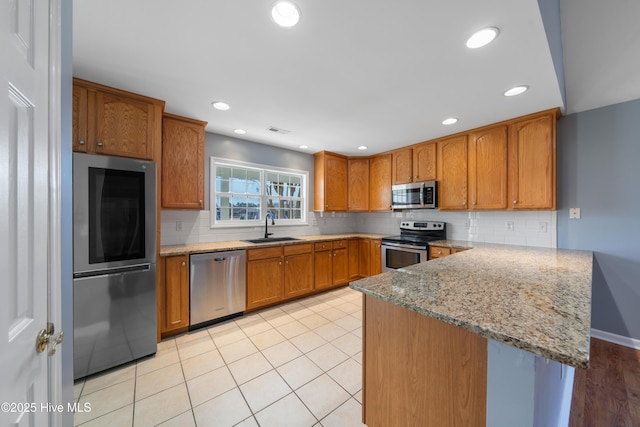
<box><xmin>391</xmin><ymin>180</ymin><xmax>437</xmax><ymax>209</ymax></box>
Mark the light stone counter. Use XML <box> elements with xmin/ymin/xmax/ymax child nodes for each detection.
<box><xmin>350</xmin><ymin>241</ymin><xmax>593</xmax><ymax>368</ymax></box>
<box><xmin>160</xmin><ymin>233</ymin><xmax>388</xmax><ymax>256</ymax></box>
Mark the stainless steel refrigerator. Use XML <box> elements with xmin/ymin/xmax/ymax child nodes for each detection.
<box><xmin>72</xmin><ymin>153</ymin><xmax>157</xmax><ymax>379</ymax></box>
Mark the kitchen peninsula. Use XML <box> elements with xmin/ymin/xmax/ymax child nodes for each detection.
<box><xmin>350</xmin><ymin>242</ymin><xmax>593</xmax><ymax>427</ymax></box>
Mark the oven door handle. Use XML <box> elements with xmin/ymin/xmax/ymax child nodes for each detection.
<box><xmin>382</xmin><ymin>242</ymin><xmax>425</xmax><ymax>251</ymax></box>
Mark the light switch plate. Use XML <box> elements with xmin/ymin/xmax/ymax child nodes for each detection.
<box><xmin>569</xmin><ymin>208</ymin><xmax>581</xmax><ymax>219</ymax></box>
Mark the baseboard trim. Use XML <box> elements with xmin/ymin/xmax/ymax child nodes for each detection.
<box><xmin>591</xmin><ymin>328</ymin><xmax>640</xmax><ymax>350</ymax></box>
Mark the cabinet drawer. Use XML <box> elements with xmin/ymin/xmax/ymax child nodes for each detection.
<box><xmin>248</xmin><ymin>246</ymin><xmax>282</xmax><ymax>260</ymax></box>
<box><xmin>314</xmin><ymin>241</ymin><xmax>332</xmax><ymax>251</ymax></box>
<box><xmin>284</xmin><ymin>243</ymin><xmax>313</xmax><ymax>256</ymax></box>
<box><xmin>451</xmin><ymin>247</ymin><xmax>469</xmax><ymax>254</ymax></box>
<box><xmin>429</xmin><ymin>246</ymin><xmax>451</xmax><ymax>258</ymax></box>
<box><xmin>332</xmin><ymin>239</ymin><xmax>348</xmax><ymax>249</ymax></box>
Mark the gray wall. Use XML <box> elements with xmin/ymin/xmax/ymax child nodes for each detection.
<box><xmin>557</xmin><ymin>98</ymin><xmax>640</xmax><ymax>340</ymax></box>
<box><xmin>203</xmin><ymin>133</ymin><xmax>314</xmax><ymax>211</ymax></box>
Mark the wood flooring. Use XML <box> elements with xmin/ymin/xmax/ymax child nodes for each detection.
<box><xmin>570</xmin><ymin>338</ymin><xmax>640</xmax><ymax>427</ymax></box>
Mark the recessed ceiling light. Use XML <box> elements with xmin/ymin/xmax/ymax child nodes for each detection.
<box><xmin>299</xmin><ymin>145</ymin><xmax>309</xmax><ymax>149</ymax></box>
<box><xmin>466</xmin><ymin>27</ymin><xmax>499</xmax><ymax>49</ymax></box>
<box><xmin>271</xmin><ymin>1</ymin><xmax>300</xmax><ymax>28</ymax></box>
<box><xmin>212</xmin><ymin>101</ymin><xmax>230</xmax><ymax>111</ymax></box>
<box><xmin>504</xmin><ymin>85</ymin><xmax>529</xmax><ymax>97</ymax></box>
<box><xmin>442</xmin><ymin>118</ymin><xmax>458</xmax><ymax>125</ymax></box>
<box><xmin>233</xmin><ymin>129</ymin><xmax>247</xmax><ymax>135</ymax></box>
<box><xmin>357</xmin><ymin>145</ymin><xmax>368</xmax><ymax>151</ymax></box>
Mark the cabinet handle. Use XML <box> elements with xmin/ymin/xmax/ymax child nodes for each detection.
<box><xmin>513</xmin><ymin>200</ymin><xmax>517</xmax><ymax>205</ymax></box>
<box><xmin>181</xmin><ymin>261</ymin><xmax>185</xmax><ymax>266</ymax></box>
<box><xmin>472</xmin><ymin>201</ymin><xmax>476</xmax><ymax>206</ymax></box>
<box><xmin>279</xmin><ymin>261</ymin><xmax>282</xmax><ymax>265</ymax></box>
<box><xmin>78</xmin><ymin>140</ymin><xmax>85</xmax><ymax>146</ymax></box>
<box><xmin>97</xmin><ymin>142</ymin><xmax>103</xmax><ymax>147</ymax></box>
<box><xmin>199</xmin><ymin>200</ymin><xmax>203</xmax><ymax>206</ymax></box>
<box><xmin>285</xmin><ymin>260</ymin><xmax>289</xmax><ymax>264</ymax></box>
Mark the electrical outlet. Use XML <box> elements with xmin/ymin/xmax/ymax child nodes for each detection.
<box><xmin>505</xmin><ymin>221</ymin><xmax>514</xmax><ymax>231</ymax></box>
<box><xmin>175</xmin><ymin>220</ymin><xmax>183</xmax><ymax>232</ymax></box>
<box><xmin>569</xmin><ymin>208</ymin><xmax>581</xmax><ymax>219</ymax></box>
<box><xmin>538</xmin><ymin>221</ymin><xmax>548</xmax><ymax>233</ymax></box>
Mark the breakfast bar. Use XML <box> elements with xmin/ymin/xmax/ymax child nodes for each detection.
<box><xmin>350</xmin><ymin>242</ymin><xmax>593</xmax><ymax>427</ymax></box>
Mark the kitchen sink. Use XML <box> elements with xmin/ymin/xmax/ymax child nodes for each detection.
<box><xmin>244</xmin><ymin>237</ymin><xmax>301</xmax><ymax>244</ymax></box>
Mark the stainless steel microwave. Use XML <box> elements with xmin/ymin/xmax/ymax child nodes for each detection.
<box><xmin>391</xmin><ymin>180</ymin><xmax>437</xmax><ymax>209</ymax></box>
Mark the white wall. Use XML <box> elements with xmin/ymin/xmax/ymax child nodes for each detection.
<box><xmin>161</xmin><ymin>208</ymin><xmax>557</xmax><ymax>249</ymax></box>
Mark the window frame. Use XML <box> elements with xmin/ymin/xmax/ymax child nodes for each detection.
<box><xmin>209</xmin><ymin>157</ymin><xmax>308</xmax><ymax>228</ymax></box>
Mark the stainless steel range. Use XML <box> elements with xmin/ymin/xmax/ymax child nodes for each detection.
<box><xmin>381</xmin><ymin>221</ymin><xmax>446</xmax><ymax>271</ymax></box>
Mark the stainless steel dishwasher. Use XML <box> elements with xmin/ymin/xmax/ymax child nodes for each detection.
<box><xmin>190</xmin><ymin>250</ymin><xmax>246</xmax><ymax>328</ymax></box>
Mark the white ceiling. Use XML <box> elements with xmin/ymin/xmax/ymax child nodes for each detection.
<box><xmin>72</xmin><ymin>0</ymin><xmax>640</xmax><ymax>156</ymax></box>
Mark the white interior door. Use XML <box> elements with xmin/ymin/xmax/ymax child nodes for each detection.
<box><xmin>1</xmin><ymin>0</ymin><xmax>59</xmax><ymax>425</ymax></box>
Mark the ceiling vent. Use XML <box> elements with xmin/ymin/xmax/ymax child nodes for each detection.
<box><xmin>267</xmin><ymin>126</ymin><xmax>291</xmax><ymax>135</ymax></box>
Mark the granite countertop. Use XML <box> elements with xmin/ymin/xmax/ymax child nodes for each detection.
<box><xmin>160</xmin><ymin>233</ymin><xmax>388</xmax><ymax>256</ymax></box>
<box><xmin>350</xmin><ymin>241</ymin><xmax>593</xmax><ymax>369</ymax></box>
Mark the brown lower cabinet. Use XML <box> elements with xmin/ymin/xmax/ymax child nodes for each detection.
<box><xmin>314</xmin><ymin>240</ymin><xmax>349</xmax><ymax>291</ymax></box>
<box><xmin>359</xmin><ymin>238</ymin><xmax>382</xmax><ymax>276</ymax></box>
<box><xmin>159</xmin><ymin>255</ymin><xmax>190</xmax><ymax>336</ymax></box>
<box><xmin>429</xmin><ymin>245</ymin><xmax>468</xmax><ymax>259</ymax></box>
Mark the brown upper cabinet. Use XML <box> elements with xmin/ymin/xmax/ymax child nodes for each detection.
<box><xmin>413</xmin><ymin>141</ymin><xmax>437</xmax><ymax>182</ymax></box>
<box><xmin>508</xmin><ymin>113</ymin><xmax>556</xmax><ymax>210</ymax></box>
<box><xmin>437</xmin><ymin>135</ymin><xmax>469</xmax><ymax>210</ymax></box>
<box><xmin>468</xmin><ymin>125</ymin><xmax>508</xmax><ymax>210</ymax></box>
<box><xmin>348</xmin><ymin>158</ymin><xmax>370</xmax><ymax>211</ymax></box>
<box><xmin>161</xmin><ymin>113</ymin><xmax>207</xmax><ymax>210</ymax></box>
<box><xmin>369</xmin><ymin>154</ymin><xmax>392</xmax><ymax>211</ymax></box>
<box><xmin>72</xmin><ymin>78</ymin><xmax>165</xmax><ymax>160</ymax></box>
<box><xmin>314</xmin><ymin>151</ymin><xmax>348</xmax><ymax>212</ymax></box>
<box><xmin>392</xmin><ymin>148</ymin><xmax>413</xmax><ymax>184</ymax></box>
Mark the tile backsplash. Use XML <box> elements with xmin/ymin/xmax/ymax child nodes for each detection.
<box><xmin>161</xmin><ymin>209</ymin><xmax>557</xmax><ymax>249</ymax></box>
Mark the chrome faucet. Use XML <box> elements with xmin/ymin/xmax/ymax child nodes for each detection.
<box><xmin>264</xmin><ymin>213</ymin><xmax>275</xmax><ymax>238</ymax></box>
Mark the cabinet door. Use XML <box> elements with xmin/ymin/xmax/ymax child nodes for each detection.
<box><xmin>429</xmin><ymin>246</ymin><xmax>451</xmax><ymax>259</ymax></box>
<box><xmin>247</xmin><ymin>258</ymin><xmax>283</xmax><ymax>310</ymax></box>
<box><xmin>508</xmin><ymin>114</ymin><xmax>556</xmax><ymax>210</ymax></box>
<box><xmin>332</xmin><ymin>247</ymin><xmax>349</xmax><ymax>285</ymax></box>
<box><xmin>72</xmin><ymin>85</ymin><xmax>88</xmax><ymax>152</ymax></box>
<box><xmin>370</xmin><ymin>240</ymin><xmax>382</xmax><ymax>275</ymax></box>
<box><xmin>284</xmin><ymin>252</ymin><xmax>314</xmax><ymax>298</ymax></box>
<box><xmin>94</xmin><ymin>91</ymin><xmax>157</xmax><ymax>159</ymax></box>
<box><xmin>314</xmin><ymin>249</ymin><xmax>333</xmax><ymax>290</ymax></box>
<box><xmin>413</xmin><ymin>142</ymin><xmax>437</xmax><ymax>181</ymax></box>
<box><xmin>162</xmin><ymin>114</ymin><xmax>206</xmax><ymax>209</ymax></box>
<box><xmin>392</xmin><ymin>148</ymin><xmax>413</xmax><ymax>184</ymax></box>
<box><xmin>359</xmin><ymin>239</ymin><xmax>371</xmax><ymax>277</ymax></box>
<box><xmin>325</xmin><ymin>154</ymin><xmax>348</xmax><ymax>211</ymax></box>
<box><xmin>369</xmin><ymin>154</ymin><xmax>392</xmax><ymax>211</ymax></box>
<box><xmin>163</xmin><ymin>255</ymin><xmax>189</xmax><ymax>332</ymax></box>
<box><xmin>348</xmin><ymin>239</ymin><xmax>360</xmax><ymax>280</ymax></box>
<box><xmin>348</xmin><ymin>158</ymin><xmax>370</xmax><ymax>211</ymax></box>
<box><xmin>438</xmin><ymin>135</ymin><xmax>468</xmax><ymax>210</ymax></box>
<box><xmin>468</xmin><ymin>126</ymin><xmax>508</xmax><ymax>210</ymax></box>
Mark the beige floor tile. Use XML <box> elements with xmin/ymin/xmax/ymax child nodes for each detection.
<box><xmin>207</xmin><ymin>318</ymin><xmax>240</xmax><ymax>334</ymax></box>
<box><xmin>156</xmin><ymin>410</ymin><xmax>195</xmax><ymax>427</ymax></box>
<box><xmin>262</xmin><ymin>340</ymin><xmax>303</xmax><ymax>367</ymax></box>
<box><xmin>296</xmin><ymin>374</ymin><xmax>350</xmax><ymax>420</ymax></box>
<box><xmin>277</xmin><ymin>356</ymin><xmax>323</xmax><ymax>390</ymax></box>
<box><xmin>174</xmin><ymin>328</ymin><xmax>210</xmax><ymax>345</ymax></box>
<box><xmin>210</xmin><ymin>326</ymin><xmax>247</xmax><ymax>348</ymax></box>
<box><xmin>235</xmin><ymin>416</ymin><xmax>259</xmax><ymax>426</ymax></box>
<box><xmin>187</xmin><ymin>366</ymin><xmax>236</xmax><ymax>407</ymax></box>
<box><xmin>136</xmin><ymin>347</ymin><xmax>180</xmax><ymax>376</ymax></box>
<box><xmin>254</xmin><ymin>393</ymin><xmax>317</xmax><ymax>427</ymax></box>
<box><xmin>331</xmin><ymin>332</ymin><xmax>361</xmax><ymax>357</ymax></box>
<box><xmin>177</xmin><ymin>336</ymin><xmax>216</xmax><ymax>361</ymax></box>
<box><xmin>289</xmin><ymin>330</ymin><xmax>326</xmax><ymax>353</ymax></box>
<box><xmin>218</xmin><ymin>338</ymin><xmax>258</xmax><ymax>364</ymax></box>
<box><xmin>334</xmin><ymin>314</ymin><xmax>361</xmax><ymax>332</ymax></box>
<box><xmin>265</xmin><ymin>312</ymin><xmax>296</xmax><ymax>327</ymax></box>
<box><xmin>239</xmin><ymin>370</ymin><xmax>292</xmax><ymax>412</ymax></box>
<box><xmin>82</xmin><ymin>364</ymin><xmax>136</xmax><ymax>396</ymax></box>
<box><xmin>352</xmin><ymin>352</ymin><xmax>362</xmax><ymax>365</ymax></box>
<box><xmin>353</xmin><ymin>390</ymin><xmax>362</xmax><ymax>404</ymax></box>
<box><xmin>133</xmin><ymin>383</ymin><xmax>191</xmax><ymax>427</ymax></box>
<box><xmin>287</xmin><ymin>306</ymin><xmax>316</xmax><ymax>320</ymax></box>
<box><xmin>352</xmin><ymin>326</ymin><xmax>363</xmax><ymax>338</ymax></box>
<box><xmin>276</xmin><ymin>320</ymin><xmax>310</xmax><ymax>339</ymax></box>
<box><xmin>73</xmin><ymin>380</ymin><xmax>84</xmax><ymax>402</ymax></box>
<box><xmin>298</xmin><ymin>313</ymin><xmax>331</xmax><ymax>330</ymax></box>
<box><xmin>319</xmin><ymin>397</ymin><xmax>365</xmax><ymax>427</ymax></box>
<box><xmin>306</xmin><ymin>342</ymin><xmax>349</xmax><ymax>372</ymax></box>
<box><xmin>327</xmin><ymin>358</ymin><xmax>362</xmax><ymax>395</ymax></box>
<box><xmin>256</xmin><ymin>306</ymin><xmax>285</xmax><ymax>320</ymax></box>
<box><xmin>74</xmin><ymin>379</ymin><xmax>134</xmax><ymax>425</ymax></box>
<box><xmin>335</xmin><ymin>302</ymin><xmax>360</xmax><ymax>315</ymax></box>
<box><xmin>181</xmin><ymin>348</ymin><xmax>225</xmax><ymax>380</ymax></box>
<box><xmin>193</xmin><ymin>388</ymin><xmax>252</xmax><ymax>427</ymax></box>
<box><xmin>227</xmin><ymin>352</ymin><xmax>273</xmax><ymax>385</ymax></box>
<box><xmin>249</xmin><ymin>328</ymin><xmax>286</xmax><ymax>350</ymax></box>
<box><xmin>75</xmin><ymin>404</ymin><xmax>133</xmax><ymax>427</ymax></box>
<box><xmin>157</xmin><ymin>338</ymin><xmax>176</xmax><ymax>352</ymax></box>
<box><xmin>317</xmin><ymin>307</ymin><xmax>348</xmax><ymax>322</ymax></box>
<box><xmin>240</xmin><ymin>319</ymin><xmax>274</xmax><ymax>336</ymax></box>
<box><xmin>278</xmin><ymin>300</ymin><xmax>305</xmax><ymax>313</ymax></box>
<box><xmin>235</xmin><ymin>313</ymin><xmax>263</xmax><ymax>326</ymax></box>
<box><xmin>313</xmin><ymin>322</ymin><xmax>348</xmax><ymax>342</ymax></box>
<box><xmin>135</xmin><ymin>362</ymin><xmax>184</xmax><ymax>401</ymax></box>
<box><xmin>301</xmin><ymin>300</ymin><xmax>333</xmax><ymax>313</ymax></box>
<box><xmin>351</xmin><ymin>310</ymin><xmax>363</xmax><ymax>321</ymax></box>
